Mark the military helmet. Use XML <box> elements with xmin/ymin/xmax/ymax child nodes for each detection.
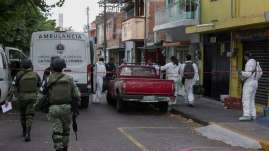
<box><xmin>21</xmin><ymin>59</ymin><xmax>33</xmax><ymax>69</ymax></box>
<box><xmin>50</xmin><ymin>56</ymin><xmax>60</xmax><ymax>68</ymax></box>
<box><xmin>51</xmin><ymin>58</ymin><xmax>66</xmax><ymax>72</ymax></box>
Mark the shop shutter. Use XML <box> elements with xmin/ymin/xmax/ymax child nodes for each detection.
<box><xmin>244</xmin><ymin>41</ymin><xmax>269</xmax><ymax>105</ymax></box>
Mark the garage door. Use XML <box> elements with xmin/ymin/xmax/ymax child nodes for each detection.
<box><xmin>243</xmin><ymin>41</ymin><xmax>269</xmax><ymax>105</ymax></box>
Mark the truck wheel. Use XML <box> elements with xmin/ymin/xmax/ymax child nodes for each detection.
<box><xmin>116</xmin><ymin>95</ymin><xmax>124</xmax><ymax>113</ymax></box>
<box><xmin>106</xmin><ymin>94</ymin><xmax>114</xmax><ymax>106</ymax></box>
<box><xmin>80</xmin><ymin>96</ymin><xmax>89</xmax><ymax>109</ymax></box>
<box><xmin>159</xmin><ymin>102</ymin><xmax>168</xmax><ymax>113</ymax></box>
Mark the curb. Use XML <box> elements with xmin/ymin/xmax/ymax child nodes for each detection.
<box><xmin>170</xmin><ymin>108</ymin><xmax>269</xmax><ymax>151</ymax></box>
<box><xmin>170</xmin><ymin>108</ymin><xmax>209</xmax><ymax>126</ymax></box>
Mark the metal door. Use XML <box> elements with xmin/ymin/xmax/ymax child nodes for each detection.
<box><xmin>204</xmin><ymin>42</ymin><xmax>230</xmax><ymax>100</ymax></box>
<box><xmin>243</xmin><ymin>41</ymin><xmax>269</xmax><ymax>105</ymax></box>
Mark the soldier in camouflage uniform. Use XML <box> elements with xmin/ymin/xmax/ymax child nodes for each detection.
<box><xmin>13</xmin><ymin>59</ymin><xmax>41</xmax><ymax>142</ymax></box>
<box><xmin>41</xmin><ymin>58</ymin><xmax>80</xmax><ymax>151</ymax></box>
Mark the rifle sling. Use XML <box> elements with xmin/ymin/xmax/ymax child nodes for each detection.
<box><xmin>47</xmin><ymin>74</ymin><xmax>65</xmax><ymax>89</ymax></box>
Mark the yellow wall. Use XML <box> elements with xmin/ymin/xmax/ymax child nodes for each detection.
<box><xmin>238</xmin><ymin>0</ymin><xmax>269</xmax><ymax>17</ymax></box>
<box><xmin>199</xmin><ymin>42</ymin><xmax>204</xmax><ymax>85</ymax></box>
<box><xmin>200</xmin><ymin>0</ymin><xmax>269</xmax><ymax>25</ymax></box>
<box><xmin>201</xmin><ymin>0</ymin><xmax>232</xmax><ymax>24</ymax></box>
<box><xmin>229</xmin><ymin>41</ymin><xmax>243</xmax><ymax>98</ymax></box>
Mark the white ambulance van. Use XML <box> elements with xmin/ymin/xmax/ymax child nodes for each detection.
<box><xmin>0</xmin><ymin>45</ymin><xmax>11</xmax><ymax>103</ymax></box>
<box><xmin>30</xmin><ymin>31</ymin><xmax>94</xmax><ymax>108</ymax></box>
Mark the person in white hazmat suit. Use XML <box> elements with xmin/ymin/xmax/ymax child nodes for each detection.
<box><xmin>161</xmin><ymin>56</ymin><xmax>181</xmax><ymax>104</ymax></box>
<box><xmin>94</xmin><ymin>58</ymin><xmax>106</xmax><ymax>103</ymax></box>
<box><xmin>238</xmin><ymin>52</ymin><xmax>263</xmax><ymax>121</ymax></box>
<box><xmin>180</xmin><ymin>55</ymin><xmax>199</xmax><ymax>107</ymax></box>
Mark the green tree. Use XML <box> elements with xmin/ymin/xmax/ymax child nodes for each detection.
<box><xmin>0</xmin><ymin>0</ymin><xmax>65</xmax><ymax>52</ymax></box>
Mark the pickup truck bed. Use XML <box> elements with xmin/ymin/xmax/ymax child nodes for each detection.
<box><xmin>121</xmin><ymin>78</ymin><xmax>174</xmax><ymax>96</ymax></box>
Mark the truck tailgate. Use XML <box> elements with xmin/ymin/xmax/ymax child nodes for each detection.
<box><xmin>122</xmin><ymin>79</ymin><xmax>174</xmax><ymax>96</ymax></box>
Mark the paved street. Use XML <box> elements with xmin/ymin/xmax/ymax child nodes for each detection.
<box><xmin>0</xmin><ymin>102</ymin><xmax>256</xmax><ymax>151</ymax></box>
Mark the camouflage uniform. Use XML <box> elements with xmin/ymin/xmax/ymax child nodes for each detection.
<box><xmin>14</xmin><ymin>69</ymin><xmax>41</xmax><ymax>140</ymax></box>
<box><xmin>45</xmin><ymin>72</ymin><xmax>80</xmax><ymax>151</ymax></box>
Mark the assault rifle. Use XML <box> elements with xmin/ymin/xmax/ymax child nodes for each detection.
<box><xmin>71</xmin><ymin>97</ymin><xmax>79</xmax><ymax>141</ymax></box>
<box><xmin>72</xmin><ymin>113</ymin><xmax>78</xmax><ymax>141</ymax></box>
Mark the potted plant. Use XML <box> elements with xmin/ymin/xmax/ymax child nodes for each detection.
<box><xmin>179</xmin><ymin>0</ymin><xmax>198</xmax><ymax>19</ymax></box>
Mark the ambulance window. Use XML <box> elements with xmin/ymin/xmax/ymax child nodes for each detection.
<box><xmin>9</xmin><ymin>50</ymin><xmax>22</xmax><ymax>60</ymax></box>
<box><xmin>0</xmin><ymin>53</ymin><xmax>3</xmax><ymax>68</ymax></box>
<box><xmin>1</xmin><ymin>53</ymin><xmax>7</xmax><ymax>69</ymax></box>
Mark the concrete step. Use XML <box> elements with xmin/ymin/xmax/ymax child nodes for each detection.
<box><xmin>195</xmin><ymin>124</ymin><xmax>261</xmax><ymax>150</ymax></box>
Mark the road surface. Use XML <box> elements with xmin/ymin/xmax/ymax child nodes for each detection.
<box><xmin>0</xmin><ymin>102</ymin><xmax>255</xmax><ymax>151</ymax></box>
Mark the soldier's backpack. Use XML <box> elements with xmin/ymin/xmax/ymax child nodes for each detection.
<box><xmin>18</xmin><ymin>71</ymin><xmax>39</xmax><ymax>93</ymax></box>
<box><xmin>48</xmin><ymin>75</ymin><xmax>72</xmax><ymax>105</ymax></box>
<box><xmin>183</xmin><ymin>62</ymin><xmax>195</xmax><ymax>79</ymax></box>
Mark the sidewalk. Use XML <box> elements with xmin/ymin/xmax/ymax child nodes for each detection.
<box><xmin>171</xmin><ymin>97</ymin><xmax>269</xmax><ymax>150</ymax></box>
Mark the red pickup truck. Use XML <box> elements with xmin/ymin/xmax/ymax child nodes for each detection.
<box><xmin>107</xmin><ymin>65</ymin><xmax>175</xmax><ymax>112</ymax></box>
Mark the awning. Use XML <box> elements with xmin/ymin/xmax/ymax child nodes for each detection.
<box><xmin>186</xmin><ymin>15</ymin><xmax>267</xmax><ymax>34</ymax></box>
<box><xmin>138</xmin><ymin>46</ymin><xmax>163</xmax><ymax>50</ymax></box>
<box><xmin>107</xmin><ymin>46</ymin><xmax>124</xmax><ymax>50</ymax></box>
<box><xmin>163</xmin><ymin>41</ymin><xmax>191</xmax><ymax>47</ymax></box>
<box><xmin>137</xmin><ymin>41</ymin><xmax>163</xmax><ymax>50</ymax></box>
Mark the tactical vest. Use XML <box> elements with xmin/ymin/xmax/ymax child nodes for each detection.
<box><xmin>48</xmin><ymin>75</ymin><xmax>72</xmax><ymax>105</ymax></box>
<box><xmin>19</xmin><ymin>71</ymin><xmax>38</xmax><ymax>93</ymax></box>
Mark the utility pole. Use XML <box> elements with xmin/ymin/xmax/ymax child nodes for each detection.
<box><xmin>144</xmin><ymin>0</ymin><xmax>147</xmax><ymax>48</ymax></box>
<box><xmin>143</xmin><ymin>0</ymin><xmax>147</xmax><ymax>63</ymax></box>
<box><xmin>87</xmin><ymin>6</ymin><xmax>94</xmax><ymax>65</ymax></box>
<box><xmin>59</xmin><ymin>13</ymin><xmax>63</xmax><ymax>30</ymax></box>
<box><xmin>87</xmin><ymin>6</ymin><xmax>90</xmax><ymax>32</ymax></box>
<box><xmin>103</xmin><ymin>0</ymin><xmax>107</xmax><ymax>62</ymax></box>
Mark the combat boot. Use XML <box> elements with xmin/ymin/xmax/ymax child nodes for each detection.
<box><xmin>25</xmin><ymin>127</ymin><xmax>31</xmax><ymax>142</ymax></box>
<box><xmin>63</xmin><ymin>146</ymin><xmax>68</xmax><ymax>151</ymax></box>
<box><xmin>21</xmin><ymin>124</ymin><xmax>26</xmax><ymax>137</ymax></box>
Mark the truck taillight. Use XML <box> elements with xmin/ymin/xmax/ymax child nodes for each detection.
<box><xmin>172</xmin><ymin>82</ymin><xmax>175</xmax><ymax>95</ymax></box>
<box><xmin>87</xmin><ymin>64</ymin><xmax>93</xmax><ymax>89</ymax></box>
<box><xmin>122</xmin><ymin>82</ymin><xmax>126</xmax><ymax>93</ymax></box>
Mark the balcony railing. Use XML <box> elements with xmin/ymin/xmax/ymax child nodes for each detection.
<box><xmin>155</xmin><ymin>0</ymin><xmax>199</xmax><ymax>28</ymax></box>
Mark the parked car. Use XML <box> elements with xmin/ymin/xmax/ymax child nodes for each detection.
<box><xmin>107</xmin><ymin>65</ymin><xmax>175</xmax><ymax>112</ymax></box>
<box><xmin>0</xmin><ymin>45</ymin><xmax>11</xmax><ymax>103</ymax></box>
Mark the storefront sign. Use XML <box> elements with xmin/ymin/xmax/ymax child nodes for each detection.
<box><xmin>235</xmin><ymin>30</ymin><xmax>269</xmax><ymax>41</ymax></box>
<box><xmin>163</xmin><ymin>41</ymin><xmax>191</xmax><ymax>47</ymax></box>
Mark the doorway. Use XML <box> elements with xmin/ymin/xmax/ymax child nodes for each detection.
<box><xmin>204</xmin><ymin>36</ymin><xmax>230</xmax><ymax>100</ymax></box>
